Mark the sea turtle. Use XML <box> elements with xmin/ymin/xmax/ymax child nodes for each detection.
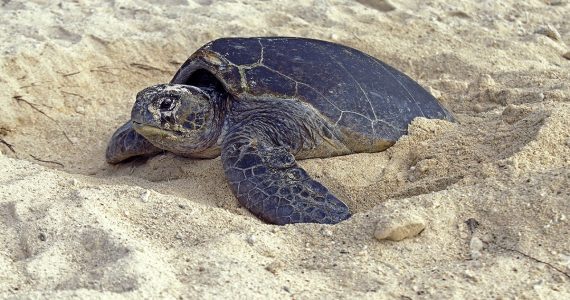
<box><xmin>106</xmin><ymin>37</ymin><xmax>454</xmax><ymax>225</ymax></box>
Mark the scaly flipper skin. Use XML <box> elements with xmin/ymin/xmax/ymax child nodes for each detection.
<box><xmin>106</xmin><ymin>121</ymin><xmax>162</xmax><ymax>164</ymax></box>
<box><xmin>221</xmin><ymin>125</ymin><xmax>351</xmax><ymax>225</ymax></box>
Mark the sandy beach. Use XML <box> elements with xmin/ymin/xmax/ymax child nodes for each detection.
<box><xmin>1</xmin><ymin>0</ymin><xmax>569</xmax><ymax>298</ymax></box>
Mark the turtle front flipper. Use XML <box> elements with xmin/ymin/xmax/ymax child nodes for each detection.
<box><xmin>106</xmin><ymin>121</ymin><xmax>163</xmax><ymax>164</ymax></box>
<box><xmin>221</xmin><ymin>133</ymin><xmax>351</xmax><ymax>225</ymax></box>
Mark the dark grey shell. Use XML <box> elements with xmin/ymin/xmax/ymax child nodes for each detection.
<box><xmin>171</xmin><ymin>37</ymin><xmax>454</xmax><ymax>142</ymax></box>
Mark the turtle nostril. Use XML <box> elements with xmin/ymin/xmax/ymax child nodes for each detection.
<box><xmin>159</xmin><ymin>98</ymin><xmax>174</xmax><ymax>111</ymax></box>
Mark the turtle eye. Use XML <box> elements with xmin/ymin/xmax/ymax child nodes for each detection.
<box><xmin>159</xmin><ymin>97</ymin><xmax>175</xmax><ymax>111</ymax></box>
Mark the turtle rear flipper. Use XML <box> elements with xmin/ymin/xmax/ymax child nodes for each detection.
<box><xmin>106</xmin><ymin>121</ymin><xmax>162</xmax><ymax>164</ymax></box>
<box><xmin>221</xmin><ymin>127</ymin><xmax>351</xmax><ymax>225</ymax></box>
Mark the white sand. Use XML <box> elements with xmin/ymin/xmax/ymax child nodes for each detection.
<box><xmin>1</xmin><ymin>0</ymin><xmax>569</xmax><ymax>298</ymax></box>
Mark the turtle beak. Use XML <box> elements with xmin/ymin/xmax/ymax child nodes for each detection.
<box><xmin>130</xmin><ymin>101</ymin><xmax>153</xmax><ymax>127</ymax></box>
<box><xmin>131</xmin><ymin>120</ymin><xmax>142</xmax><ymax>128</ymax></box>
<box><xmin>131</xmin><ymin>84</ymin><xmax>169</xmax><ymax>127</ymax></box>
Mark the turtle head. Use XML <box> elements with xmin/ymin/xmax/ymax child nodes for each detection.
<box><xmin>131</xmin><ymin>83</ymin><xmax>224</xmax><ymax>157</ymax></box>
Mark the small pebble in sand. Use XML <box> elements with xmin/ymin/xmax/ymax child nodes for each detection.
<box><xmin>563</xmin><ymin>51</ymin><xmax>570</xmax><ymax>60</ymax></box>
<box><xmin>70</xmin><ymin>178</ymin><xmax>79</xmax><ymax>186</ymax></box>
<box><xmin>472</xmin><ymin>104</ymin><xmax>485</xmax><ymax>113</ymax></box>
<box><xmin>246</xmin><ymin>235</ymin><xmax>257</xmax><ymax>245</ymax></box>
<box><xmin>320</xmin><ymin>228</ymin><xmax>333</xmax><ymax>237</ymax></box>
<box><xmin>374</xmin><ymin>213</ymin><xmax>426</xmax><ymax>241</ymax></box>
<box><xmin>501</xmin><ymin>104</ymin><xmax>535</xmax><ymax>124</ymax></box>
<box><xmin>480</xmin><ymin>234</ymin><xmax>493</xmax><ymax>243</ymax></box>
<box><xmin>463</xmin><ymin>269</ymin><xmax>479</xmax><ymax>282</ymax></box>
<box><xmin>469</xmin><ymin>236</ymin><xmax>484</xmax><ymax>260</ymax></box>
<box><xmin>140</xmin><ymin>190</ymin><xmax>151</xmax><ymax>202</ymax></box>
<box><xmin>265</xmin><ymin>260</ymin><xmax>284</xmax><ymax>274</ymax></box>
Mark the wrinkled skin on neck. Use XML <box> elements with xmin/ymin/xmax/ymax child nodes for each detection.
<box><xmin>131</xmin><ymin>84</ymin><xmax>226</xmax><ymax>158</ymax></box>
<box><xmin>225</xmin><ymin>98</ymin><xmax>351</xmax><ymax>159</ymax></box>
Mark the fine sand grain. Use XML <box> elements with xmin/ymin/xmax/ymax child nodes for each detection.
<box><xmin>1</xmin><ymin>0</ymin><xmax>569</xmax><ymax>298</ymax></box>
